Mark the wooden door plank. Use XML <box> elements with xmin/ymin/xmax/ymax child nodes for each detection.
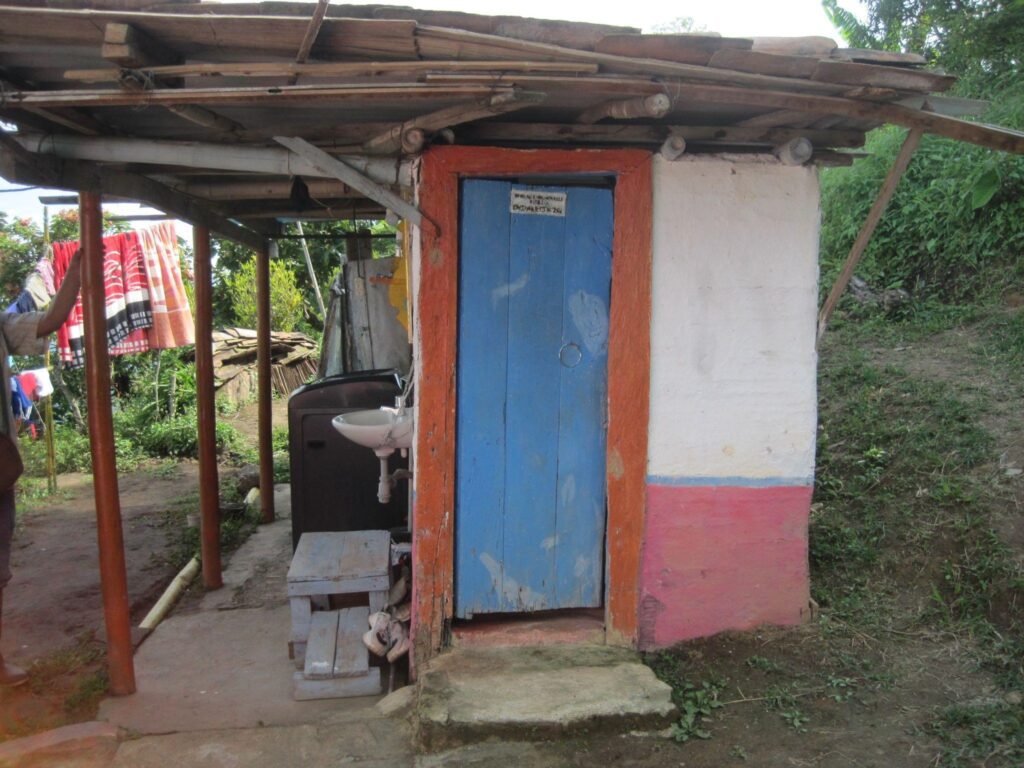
<box><xmin>554</xmin><ymin>186</ymin><xmax>613</xmax><ymax>608</ymax></box>
<box><xmin>504</xmin><ymin>184</ymin><xmax>567</xmax><ymax>612</ymax></box>
<box><xmin>454</xmin><ymin>179</ymin><xmax>513</xmax><ymax>617</ymax></box>
<box><xmin>332</xmin><ymin>607</ymin><xmax>370</xmax><ymax>678</ymax></box>
<box><xmin>303</xmin><ymin>610</ymin><xmax>340</xmax><ymax>679</ymax></box>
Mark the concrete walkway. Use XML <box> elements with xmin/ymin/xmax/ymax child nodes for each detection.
<box><xmin>10</xmin><ymin>484</ymin><xmax>677</xmax><ymax>766</ymax></box>
<box><xmin>96</xmin><ymin>491</ymin><xmax>414</xmax><ymax>766</ymax></box>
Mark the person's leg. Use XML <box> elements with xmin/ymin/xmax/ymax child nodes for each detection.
<box><xmin>0</xmin><ymin>488</ymin><xmax>27</xmax><ymax>686</ymax></box>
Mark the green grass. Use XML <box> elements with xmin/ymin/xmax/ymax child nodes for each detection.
<box><xmin>814</xmin><ymin>318</ymin><xmax>1024</xmax><ymax>765</ymax></box>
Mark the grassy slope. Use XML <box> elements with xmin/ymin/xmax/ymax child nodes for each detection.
<box><xmin>646</xmin><ymin>306</ymin><xmax>1024</xmax><ymax>767</ymax></box>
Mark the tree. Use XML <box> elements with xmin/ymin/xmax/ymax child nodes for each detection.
<box><xmin>822</xmin><ymin>0</ymin><xmax>1023</xmax><ymax>90</ymax></box>
<box><xmin>213</xmin><ymin>218</ymin><xmax>397</xmax><ymax>331</ymax></box>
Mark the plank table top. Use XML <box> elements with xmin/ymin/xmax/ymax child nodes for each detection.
<box><xmin>287</xmin><ymin>530</ymin><xmax>391</xmax><ymax>585</ymax></box>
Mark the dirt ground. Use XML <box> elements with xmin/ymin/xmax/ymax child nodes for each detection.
<box><xmin>0</xmin><ymin>463</ymin><xmax>199</xmax><ymax>740</ymax></box>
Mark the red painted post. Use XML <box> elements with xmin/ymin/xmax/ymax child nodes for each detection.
<box><xmin>256</xmin><ymin>242</ymin><xmax>275</xmax><ymax>523</ymax></box>
<box><xmin>193</xmin><ymin>226</ymin><xmax>222</xmax><ymax>588</ymax></box>
<box><xmin>80</xmin><ymin>191</ymin><xmax>136</xmax><ymax>695</ymax></box>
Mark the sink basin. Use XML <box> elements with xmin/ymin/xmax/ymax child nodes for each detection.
<box><xmin>332</xmin><ymin>407</ymin><xmax>414</xmax><ymax>456</ymax></box>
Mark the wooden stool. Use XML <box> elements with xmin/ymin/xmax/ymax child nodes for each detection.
<box><xmin>287</xmin><ymin>530</ymin><xmax>390</xmax><ymax>700</ymax></box>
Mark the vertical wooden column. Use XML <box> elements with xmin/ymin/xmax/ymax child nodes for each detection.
<box><xmin>193</xmin><ymin>226</ymin><xmax>222</xmax><ymax>588</ymax></box>
<box><xmin>256</xmin><ymin>241</ymin><xmax>275</xmax><ymax>523</ymax></box>
<box><xmin>79</xmin><ymin>191</ymin><xmax>136</xmax><ymax>695</ymax></box>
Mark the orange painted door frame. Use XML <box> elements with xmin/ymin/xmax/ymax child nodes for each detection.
<box><xmin>412</xmin><ymin>146</ymin><xmax>653</xmax><ymax>666</ymax></box>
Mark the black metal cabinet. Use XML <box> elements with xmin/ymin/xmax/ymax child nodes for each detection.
<box><xmin>287</xmin><ymin>371</ymin><xmax>409</xmax><ymax>549</ymax></box>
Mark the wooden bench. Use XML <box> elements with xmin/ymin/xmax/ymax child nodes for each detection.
<box><xmin>287</xmin><ymin>530</ymin><xmax>390</xmax><ymax>700</ymax></box>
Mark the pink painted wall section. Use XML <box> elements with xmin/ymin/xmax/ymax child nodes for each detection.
<box><xmin>638</xmin><ymin>483</ymin><xmax>812</xmax><ymax>650</ymax></box>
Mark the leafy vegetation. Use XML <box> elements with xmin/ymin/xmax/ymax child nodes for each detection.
<box><xmin>224</xmin><ymin>254</ymin><xmax>305</xmax><ymax>333</ymax></box>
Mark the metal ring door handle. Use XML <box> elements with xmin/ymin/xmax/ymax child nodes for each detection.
<box><xmin>559</xmin><ymin>342</ymin><xmax>582</xmax><ymax>368</ymax></box>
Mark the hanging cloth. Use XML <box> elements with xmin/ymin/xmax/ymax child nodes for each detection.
<box><xmin>52</xmin><ymin>240</ymin><xmax>85</xmax><ymax>367</ymax></box>
<box><xmin>52</xmin><ymin>231</ymin><xmax>155</xmax><ymax>367</ymax></box>
<box><xmin>109</xmin><ymin>232</ymin><xmax>152</xmax><ymax>357</ymax></box>
<box><xmin>139</xmin><ymin>222</ymin><xmax>194</xmax><ymax>349</ymax></box>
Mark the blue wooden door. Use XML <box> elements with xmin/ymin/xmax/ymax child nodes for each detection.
<box><xmin>455</xmin><ymin>180</ymin><xmax>613</xmax><ymax>617</ymax></box>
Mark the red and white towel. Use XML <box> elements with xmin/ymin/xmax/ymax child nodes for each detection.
<box><xmin>54</xmin><ymin>222</ymin><xmax>195</xmax><ymax>366</ymax></box>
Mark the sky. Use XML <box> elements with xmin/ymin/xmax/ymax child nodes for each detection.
<box><xmin>0</xmin><ymin>0</ymin><xmax>867</xmax><ymax>234</ymax></box>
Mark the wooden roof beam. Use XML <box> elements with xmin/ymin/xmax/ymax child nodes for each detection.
<box><xmin>64</xmin><ymin>60</ymin><xmax>601</xmax><ymax>84</ymax></box>
<box><xmin>576</xmin><ymin>94</ymin><xmax>670</xmax><ymax>125</ymax></box>
<box><xmin>117</xmin><ymin>71</ymin><xmax>244</xmax><ymax>134</ymax></box>
<box><xmin>166</xmin><ymin>178</ymin><xmax>355</xmax><ymax>201</ymax></box>
<box><xmin>1</xmin><ymin>73</ymin><xmax>106</xmax><ymax>137</ymax></box>
<box><xmin>459</xmin><ymin>122</ymin><xmax>866</xmax><ymax>149</ymax></box>
<box><xmin>0</xmin><ymin>139</ymin><xmax>266</xmax><ymax>250</ymax></box>
<box><xmin>7</xmin><ymin>83</ymin><xmax>515</xmax><ymax>109</ymax></box>
<box><xmin>362</xmin><ymin>90</ymin><xmax>546</xmax><ymax>155</ymax></box>
<box><xmin>11</xmin><ymin>132</ymin><xmax>415</xmax><ymax>187</ymax></box>
<box><xmin>102</xmin><ymin>23</ymin><xmax>181</xmax><ymax>69</ymax></box>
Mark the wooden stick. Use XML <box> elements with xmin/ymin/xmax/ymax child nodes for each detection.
<box><xmin>816</xmin><ymin>128</ymin><xmax>923</xmax><ymax>342</ymax></box>
<box><xmin>8</xmin><ymin>83</ymin><xmax>512</xmax><ymax>108</ymax></box>
<box><xmin>118</xmin><ymin>73</ymin><xmax>242</xmax><ymax>134</ymax></box>
<box><xmin>274</xmin><ymin>135</ymin><xmax>423</xmax><ymax>225</ymax></box>
<box><xmin>63</xmin><ymin>60</ymin><xmax>601</xmax><ymax>83</ymax></box>
<box><xmin>288</xmin><ymin>0</ymin><xmax>330</xmax><ymax>86</ymax></box>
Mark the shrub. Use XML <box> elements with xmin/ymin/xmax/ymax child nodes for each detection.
<box><xmin>819</xmin><ymin>84</ymin><xmax>1024</xmax><ymax>308</ymax></box>
<box><xmin>225</xmin><ymin>256</ymin><xmax>305</xmax><ymax>332</ymax></box>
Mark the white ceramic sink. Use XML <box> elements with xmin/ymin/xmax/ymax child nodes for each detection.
<box><xmin>332</xmin><ymin>407</ymin><xmax>414</xmax><ymax>457</ymax></box>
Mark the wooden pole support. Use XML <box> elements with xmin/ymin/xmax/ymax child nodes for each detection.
<box><xmin>401</xmin><ymin>128</ymin><xmax>427</xmax><ymax>154</ymax></box>
<box><xmin>256</xmin><ymin>241</ymin><xmax>275</xmax><ymax>524</ymax></box>
<box><xmin>817</xmin><ymin>128</ymin><xmax>923</xmax><ymax>342</ymax></box>
<box><xmin>193</xmin><ymin>225</ymin><xmax>222</xmax><ymax>589</ymax></box>
<box><xmin>80</xmin><ymin>191</ymin><xmax>136</xmax><ymax>696</ymax></box>
<box><xmin>577</xmin><ymin>93</ymin><xmax>671</xmax><ymax>125</ymax></box>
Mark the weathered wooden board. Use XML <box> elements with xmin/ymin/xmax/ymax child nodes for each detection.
<box><xmin>594</xmin><ymin>34</ymin><xmax>752</xmax><ymax>65</ymax></box>
<box><xmin>293</xmin><ymin>668</ymin><xmax>382</xmax><ymax>700</ymax></box>
<box><xmin>832</xmin><ymin>48</ymin><xmax>927</xmax><ymax>65</ymax></box>
<box><xmin>304</xmin><ymin>610</ymin><xmax>340</xmax><ymax>679</ymax></box>
<box><xmin>0</xmin><ymin>6</ymin><xmax>418</xmax><ymax>59</ymax></box>
<box><xmin>288</xmin><ymin>530</ymin><xmax>391</xmax><ymax>585</ymax></box>
<box><xmin>812</xmin><ymin>60</ymin><xmax>956</xmax><ymax>93</ymax></box>
<box><xmin>708</xmin><ymin>48</ymin><xmax>819</xmax><ymax>79</ymax></box>
<box><xmin>344</xmin><ymin>256</ymin><xmax>412</xmax><ymax>373</ymax></box>
<box><xmin>333</xmin><ymin>607</ymin><xmax>370</xmax><ymax>678</ymax></box>
<box><xmin>289</xmin><ymin>596</ymin><xmax>312</xmax><ymax>643</ymax></box>
<box><xmin>750</xmin><ymin>36</ymin><xmax>837</xmax><ymax>57</ymax></box>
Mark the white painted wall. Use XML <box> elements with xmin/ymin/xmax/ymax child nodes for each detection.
<box><xmin>647</xmin><ymin>155</ymin><xmax>820</xmax><ymax>483</ymax></box>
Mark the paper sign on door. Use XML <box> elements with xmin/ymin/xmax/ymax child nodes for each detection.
<box><xmin>510</xmin><ymin>190</ymin><xmax>567</xmax><ymax>217</ymax></box>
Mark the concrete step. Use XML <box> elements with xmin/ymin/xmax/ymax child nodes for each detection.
<box><xmin>410</xmin><ymin>645</ymin><xmax>676</xmax><ymax>751</ymax></box>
